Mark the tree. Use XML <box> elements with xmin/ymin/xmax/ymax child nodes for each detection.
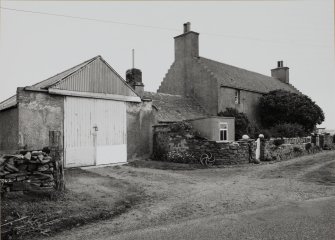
<box><xmin>259</xmin><ymin>90</ymin><xmax>324</xmax><ymax>133</ymax></box>
<box><xmin>268</xmin><ymin>123</ymin><xmax>307</xmax><ymax>138</ymax></box>
<box><xmin>218</xmin><ymin>108</ymin><xmax>250</xmax><ymax>140</ymax></box>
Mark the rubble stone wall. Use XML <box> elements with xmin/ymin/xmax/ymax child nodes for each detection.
<box><xmin>153</xmin><ymin>124</ymin><xmax>255</xmax><ymax>165</ymax></box>
<box><xmin>260</xmin><ymin>134</ymin><xmax>334</xmax><ymax>161</ymax></box>
<box><xmin>1</xmin><ymin>150</ymin><xmax>57</xmax><ymax>193</ymax></box>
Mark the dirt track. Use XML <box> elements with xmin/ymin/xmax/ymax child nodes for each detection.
<box><xmin>43</xmin><ymin>151</ymin><xmax>335</xmax><ymax>240</ymax></box>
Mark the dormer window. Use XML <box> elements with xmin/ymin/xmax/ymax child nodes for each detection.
<box><xmin>235</xmin><ymin>89</ymin><xmax>240</xmax><ymax>104</ymax></box>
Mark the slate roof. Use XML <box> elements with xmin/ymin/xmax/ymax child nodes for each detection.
<box><xmin>198</xmin><ymin>57</ymin><xmax>300</xmax><ymax>94</ymax></box>
<box><xmin>143</xmin><ymin>91</ymin><xmax>209</xmax><ymax>122</ymax></box>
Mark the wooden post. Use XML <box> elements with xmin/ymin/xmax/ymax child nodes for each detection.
<box><xmin>49</xmin><ymin>131</ymin><xmax>65</xmax><ymax>191</ymax></box>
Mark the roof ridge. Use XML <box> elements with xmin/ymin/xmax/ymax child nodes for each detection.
<box><xmin>32</xmin><ymin>55</ymin><xmax>101</xmax><ymax>89</ymax></box>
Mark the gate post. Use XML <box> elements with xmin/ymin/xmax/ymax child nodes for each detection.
<box><xmin>49</xmin><ymin>131</ymin><xmax>65</xmax><ymax>191</ymax></box>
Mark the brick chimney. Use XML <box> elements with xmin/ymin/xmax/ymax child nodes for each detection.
<box><xmin>174</xmin><ymin>22</ymin><xmax>199</xmax><ymax>60</ymax></box>
<box><xmin>271</xmin><ymin>60</ymin><xmax>289</xmax><ymax>84</ymax></box>
<box><xmin>126</xmin><ymin>68</ymin><xmax>144</xmax><ymax>97</ymax></box>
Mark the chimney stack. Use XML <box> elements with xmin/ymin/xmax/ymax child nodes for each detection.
<box><xmin>271</xmin><ymin>60</ymin><xmax>289</xmax><ymax>84</ymax></box>
<box><xmin>126</xmin><ymin>68</ymin><xmax>144</xmax><ymax>98</ymax></box>
<box><xmin>174</xmin><ymin>22</ymin><xmax>199</xmax><ymax>60</ymax></box>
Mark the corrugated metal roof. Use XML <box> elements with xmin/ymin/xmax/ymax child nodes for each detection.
<box><xmin>52</xmin><ymin>57</ymin><xmax>137</xmax><ymax>97</ymax></box>
<box><xmin>198</xmin><ymin>57</ymin><xmax>300</xmax><ymax>94</ymax></box>
<box><xmin>143</xmin><ymin>91</ymin><xmax>209</xmax><ymax>122</ymax></box>
<box><xmin>0</xmin><ymin>55</ymin><xmax>138</xmax><ymax>110</ymax></box>
<box><xmin>33</xmin><ymin>56</ymin><xmax>98</xmax><ymax>89</ymax></box>
<box><xmin>0</xmin><ymin>95</ymin><xmax>17</xmax><ymax>111</ymax></box>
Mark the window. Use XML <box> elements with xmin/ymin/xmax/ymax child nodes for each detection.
<box><xmin>219</xmin><ymin>122</ymin><xmax>228</xmax><ymax>142</ymax></box>
<box><xmin>235</xmin><ymin>89</ymin><xmax>240</xmax><ymax>104</ymax></box>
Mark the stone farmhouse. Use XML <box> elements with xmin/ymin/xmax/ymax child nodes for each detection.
<box><xmin>153</xmin><ymin>22</ymin><xmax>300</xmax><ymax>124</ymax></box>
<box><xmin>0</xmin><ymin>23</ymin><xmax>303</xmax><ymax>167</ymax></box>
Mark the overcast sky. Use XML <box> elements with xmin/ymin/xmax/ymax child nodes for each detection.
<box><xmin>0</xmin><ymin>1</ymin><xmax>334</xmax><ymax>128</ymax></box>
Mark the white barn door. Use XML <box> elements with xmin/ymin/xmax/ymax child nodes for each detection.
<box><xmin>64</xmin><ymin>97</ymin><xmax>127</xmax><ymax>168</ymax></box>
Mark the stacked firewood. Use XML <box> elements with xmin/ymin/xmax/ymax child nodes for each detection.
<box><xmin>0</xmin><ymin>149</ymin><xmax>55</xmax><ymax>193</ymax></box>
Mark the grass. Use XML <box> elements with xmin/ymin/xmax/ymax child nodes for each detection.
<box><xmin>1</xmin><ymin>169</ymin><xmax>144</xmax><ymax>240</ymax></box>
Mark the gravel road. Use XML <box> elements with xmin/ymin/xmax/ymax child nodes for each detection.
<box><xmin>43</xmin><ymin>151</ymin><xmax>335</xmax><ymax>240</ymax></box>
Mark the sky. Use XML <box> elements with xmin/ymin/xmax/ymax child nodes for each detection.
<box><xmin>0</xmin><ymin>1</ymin><xmax>334</xmax><ymax>128</ymax></box>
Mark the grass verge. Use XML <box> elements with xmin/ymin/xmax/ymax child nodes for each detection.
<box><xmin>1</xmin><ymin>169</ymin><xmax>144</xmax><ymax>240</ymax></box>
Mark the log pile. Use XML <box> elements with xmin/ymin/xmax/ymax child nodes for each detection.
<box><xmin>0</xmin><ymin>149</ymin><xmax>55</xmax><ymax>194</ymax></box>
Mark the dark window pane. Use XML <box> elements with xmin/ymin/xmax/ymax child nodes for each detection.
<box><xmin>224</xmin><ymin>130</ymin><xmax>227</xmax><ymax>140</ymax></box>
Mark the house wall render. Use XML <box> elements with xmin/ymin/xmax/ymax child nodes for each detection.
<box><xmin>126</xmin><ymin>100</ymin><xmax>154</xmax><ymax>160</ymax></box>
<box><xmin>218</xmin><ymin>87</ymin><xmax>263</xmax><ymax>124</ymax></box>
<box><xmin>17</xmin><ymin>88</ymin><xmax>64</xmax><ymax>150</ymax></box>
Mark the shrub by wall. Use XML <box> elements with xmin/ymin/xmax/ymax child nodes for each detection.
<box><xmin>261</xmin><ymin>138</ymin><xmax>322</xmax><ymax>162</ymax></box>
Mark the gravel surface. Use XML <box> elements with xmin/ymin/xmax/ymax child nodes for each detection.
<box><xmin>43</xmin><ymin>151</ymin><xmax>335</xmax><ymax>240</ymax></box>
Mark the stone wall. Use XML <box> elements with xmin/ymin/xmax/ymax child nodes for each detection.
<box><xmin>259</xmin><ymin>135</ymin><xmax>334</xmax><ymax>162</ymax></box>
<box><xmin>153</xmin><ymin>124</ymin><xmax>255</xmax><ymax>165</ymax></box>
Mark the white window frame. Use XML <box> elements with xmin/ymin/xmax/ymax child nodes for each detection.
<box><xmin>235</xmin><ymin>89</ymin><xmax>240</xmax><ymax>104</ymax></box>
<box><xmin>218</xmin><ymin>122</ymin><xmax>229</xmax><ymax>142</ymax></box>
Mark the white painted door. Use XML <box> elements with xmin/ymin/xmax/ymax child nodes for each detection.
<box><xmin>64</xmin><ymin>97</ymin><xmax>127</xmax><ymax>167</ymax></box>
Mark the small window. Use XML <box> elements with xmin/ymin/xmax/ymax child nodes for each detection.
<box><xmin>219</xmin><ymin>122</ymin><xmax>228</xmax><ymax>142</ymax></box>
<box><xmin>235</xmin><ymin>90</ymin><xmax>240</xmax><ymax>104</ymax></box>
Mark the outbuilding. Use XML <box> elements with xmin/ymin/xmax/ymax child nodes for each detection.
<box><xmin>0</xmin><ymin>56</ymin><xmax>154</xmax><ymax>167</ymax></box>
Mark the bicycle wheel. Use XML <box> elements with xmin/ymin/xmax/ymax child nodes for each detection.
<box><xmin>200</xmin><ymin>153</ymin><xmax>209</xmax><ymax>166</ymax></box>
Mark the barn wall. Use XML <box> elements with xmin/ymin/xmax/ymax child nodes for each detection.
<box><xmin>17</xmin><ymin>88</ymin><xmax>64</xmax><ymax>150</ymax></box>
<box><xmin>126</xmin><ymin>100</ymin><xmax>154</xmax><ymax>161</ymax></box>
<box><xmin>218</xmin><ymin>87</ymin><xmax>263</xmax><ymax>125</ymax></box>
<box><xmin>0</xmin><ymin>107</ymin><xmax>19</xmax><ymax>153</ymax></box>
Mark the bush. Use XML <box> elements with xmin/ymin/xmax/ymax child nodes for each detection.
<box><xmin>170</xmin><ymin>121</ymin><xmax>192</xmax><ymax>132</ymax></box>
<box><xmin>305</xmin><ymin>142</ymin><xmax>312</xmax><ymax>151</ymax></box>
<box><xmin>247</xmin><ymin>122</ymin><xmax>260</xmax><ymax>139</ymax></box>
<box><xmin>218</xmin><ymin>108</ymin><xmax>250</xmax><ymax>140</ymax></box>
<box><xmin>273</xmin><ymin>139</ymin><xmax>284</xmax><ymax>146</ymax></box>
<box><xmin>293</xmin><ymin>146</ymin><xmax>303</xmax><ymax>153</ymax></box>
<box><xmin>259</xmin><ymin>90</ymin><xmax>324</xmax><ymax>133</ymax></box>
<box><xmin>268</xmin><ymin>123</ymin><xmax>307</xmax><ymax>138</ymax></box>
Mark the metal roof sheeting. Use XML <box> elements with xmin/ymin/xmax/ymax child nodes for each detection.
<box><xmin>0</xmin><ymin>56</ymin><xmax>138</xmax><ymax>111</ymax></box>
<box><xmin>52</xmin><ymin>57</ymin><xmax>137</xmax><ymax>97</ymax></box>
<box><xmin>0</xmin><ymin>95</ymin><xmax>17</xmax><ymax>111</ymax></box>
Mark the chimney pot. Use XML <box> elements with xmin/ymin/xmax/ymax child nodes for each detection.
<box><xmin>277</xmin><ymin>60</ymin><xmax>284</xmax><ymax>68</ymax></box>
<box><xmin>183</xmin><ymin>22</ymin><xmax>191</xmax><ymax>33</ymax></box>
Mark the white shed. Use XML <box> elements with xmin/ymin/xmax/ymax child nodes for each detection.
<box><xmin>0</xmin><ymin>56</ymin><xmax>150</xmax><ymax>168</ymax></box>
